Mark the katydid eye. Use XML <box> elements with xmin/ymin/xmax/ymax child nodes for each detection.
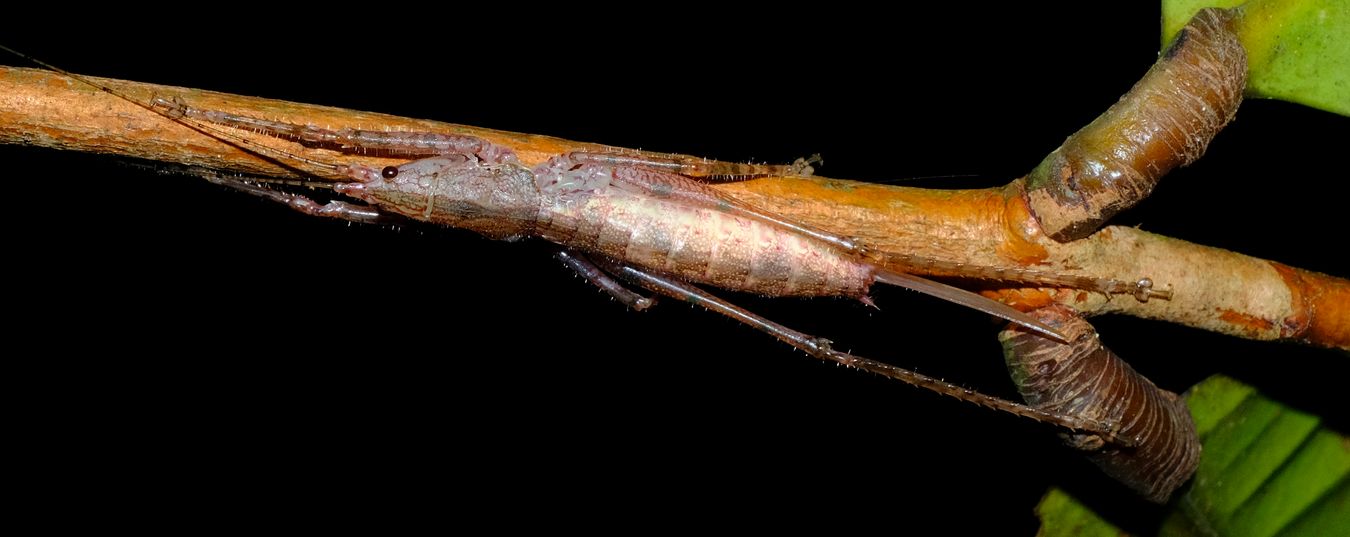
<box><xmin>381</xmin><ymin>166</ymin><xmax>399</xmax><ymax>179</ymax></box>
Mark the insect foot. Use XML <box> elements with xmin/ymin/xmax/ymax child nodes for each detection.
<box><xmin>1001</xmin><ymin>304</ymin><xmax>1200</xmax><ymax>503</ymax></box>
<box><xmin>149</xmin><ymin>96</ymin><xmax>188</xmax><ymax>119</ymax></box>
<box><xmin>1133</xmin><ymin>277</ymin><xmax>1173</xmax><ymax>302</ymax></box>
<box><xmin>788</xmin><ymin>154</ymin><xmax>824</xmax><ymax>176</ymax></box>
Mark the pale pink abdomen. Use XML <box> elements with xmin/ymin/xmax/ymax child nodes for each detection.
<box><xmin>540</xmin><ymin>192</ymin><xmax>873</xmax><ymax>297</ymax></box>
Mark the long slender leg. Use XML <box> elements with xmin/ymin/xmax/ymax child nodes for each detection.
<box><xmin>567</xmin><ymin>150</ymin><xmax>821</xmax><ymax>179</ymax></box>
<box><xmin>193</xmin><ymin>168</ymin><xmax>400</xmax><ymax>225</ymax></box>
<box><xmin>602</xmin><ymin>261</ymin><xmax>1134</xmax><ymax>446</ymax></box>
<box><xmin>152</xmin><ymin>97</ymin><xmax>517</xmax><ymax>163</ymax></box>
<box><xmin>556</xmin><ymin>250</ymin><xmax>655</xmax><ymax>311</ymax></box>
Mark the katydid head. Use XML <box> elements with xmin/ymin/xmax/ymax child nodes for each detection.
<box><xmin>336</xmin><ymin>157</ymin><xmax>541</xmax><ymax>240</ymax></box>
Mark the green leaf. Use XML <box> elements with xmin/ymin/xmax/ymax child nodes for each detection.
<box><xmin>1036</xmin><ymin>375</ymin><xmax>1350</xmax><ymax>537</ymax></box>
<box><xmin>1035</xmin><ymin>488</ymin><xmax>1126</xmax><ymax>537</ymax></box>
<box><xmin>1162</xmin><ymin>0</ymin><xmax>1350</xmax><ymax>116</ymax></box>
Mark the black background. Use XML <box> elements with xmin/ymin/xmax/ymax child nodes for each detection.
<box><xmin>6</xmin><ymin>5</ymin><xmax>1347</xmax><ymax>533</ymax></box>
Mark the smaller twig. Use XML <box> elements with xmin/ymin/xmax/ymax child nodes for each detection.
<box><xmin>1023</xmin><ymin>8</ymin><xmax>1247</xmax><ymax>241</ymax></box>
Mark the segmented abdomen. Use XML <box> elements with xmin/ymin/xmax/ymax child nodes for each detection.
<box><xmin>538</xmin><ymin>190</ymin><xmax>872</xmax><ymax>297</ymax></box>
<box><xmin>1000</xmin><ymin>304</ymin><xmax>1200</xmax><ymax>503</ymax></box>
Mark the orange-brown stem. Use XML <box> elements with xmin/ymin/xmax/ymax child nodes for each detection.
<box><xmin>1024</xmin><ymin>8</ymin><xmax>1247</xmax><ymax>242</ymax></box>
<box><xmin>0</xmin><ymin>66</ymin><xmax>1345</xmax><ymax>350</ymax></box>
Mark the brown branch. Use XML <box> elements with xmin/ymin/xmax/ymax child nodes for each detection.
<box><xmin>0</xmin><ymin>64</ymin><xmax>1345</xmax><ymax>350</ymax></box>
<box><xmin>1001</xmin><ymin>304</ymin><xmax>1200</xmax><ymax>503</ymax></box>
<box><xmin>1024</xmin><ymin>8</ymin><xmax>1247</xmax><ymax>242</ymax></box>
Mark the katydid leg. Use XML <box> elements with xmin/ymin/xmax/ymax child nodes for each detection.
<box><xmin>200</xmin><ymin>172</ymin><xmax>395</xmax><ymax>225</ymax></box>
<box><xmin>604</xmin><ymin>261</ymin><xmax>1133</xmax><ymax>446</ymax></box>
<box><xmin>151</xmin><ymin>96</ymin><xmax>517</xmax><ymax>163</ymax></box>
<box><xmin>564</xmin><ymin>150</ymin><xmax>820</xmax><ymax>179</ymax></box>
<box><xmin>556</xmin><ymin>250</ymin><xmax>655</xmax><ymax>311</ymax></box>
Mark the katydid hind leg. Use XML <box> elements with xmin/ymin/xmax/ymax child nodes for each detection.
<box><xmin>604</xmin><ymin>261</ymin><xmax>1127</xmax><ymax>443</ymax></box>
<box><xmin>556</xmin><ymin>250</ymin><xmax>655</xmax><ymax>311</ymax></box>
<box><xmin>565</xmin><ymin>151</ymin><xmax>821</xmax><ymax>180</ymax></box>
<box><xmin>601</xmin><ymin>260</ymin><xmax>835</xmax><ymax>355</ymax></box>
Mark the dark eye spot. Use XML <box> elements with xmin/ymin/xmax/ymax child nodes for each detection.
<box><xmin>382</xmin><ymin>166</ymin><xmax>399</xmax><ymax>179</ymax></box>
